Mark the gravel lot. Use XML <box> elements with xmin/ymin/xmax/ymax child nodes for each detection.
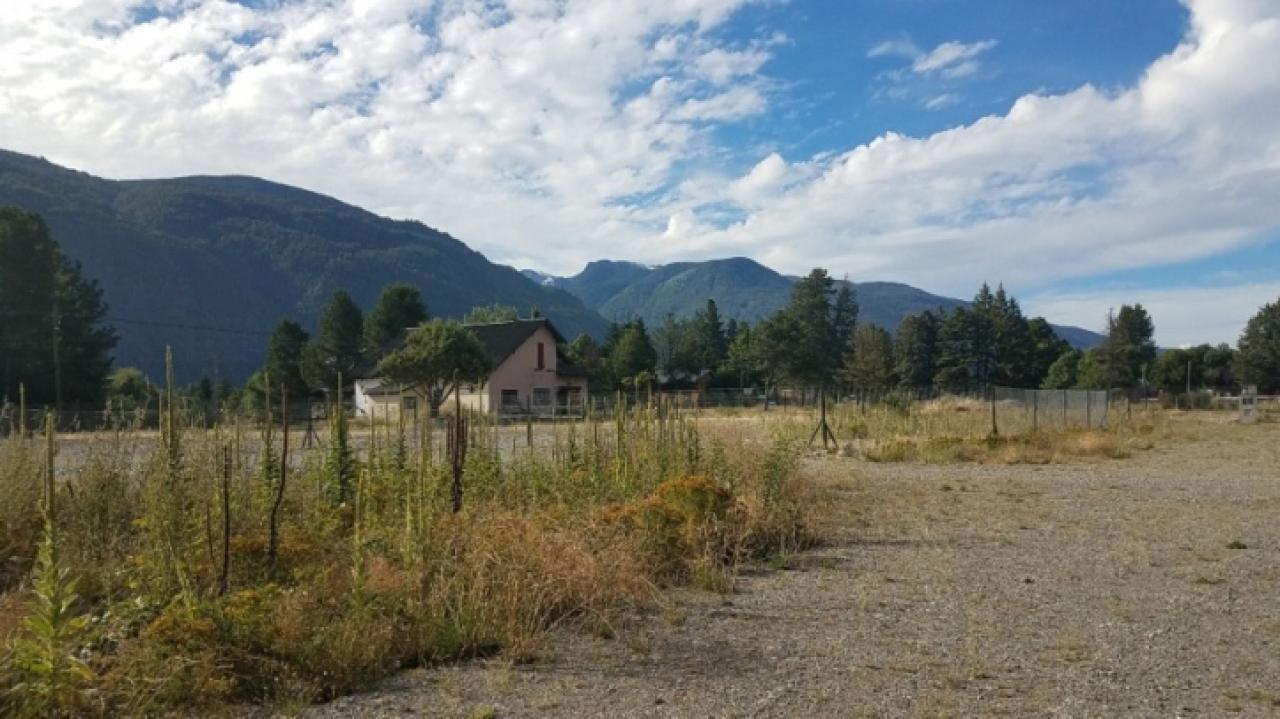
<box><xmin>306</xmin><ymin>415</ymin><xmax>1280</xmax><ymax>718</ymax></box>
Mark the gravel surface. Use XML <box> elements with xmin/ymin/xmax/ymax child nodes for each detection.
<box><xmin>305</xmin><ymin>417</ymin><xmax>1280</xmax><ymax>718</ymax></box>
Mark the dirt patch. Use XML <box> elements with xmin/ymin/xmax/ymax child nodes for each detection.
<box><xmin>305</xmin><ymin>416</ymin><xmax>1280</xmax><ymax>718</ymax></box>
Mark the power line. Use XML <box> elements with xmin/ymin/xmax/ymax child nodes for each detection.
<box><xmin>0</xmin><ymin>308</ymin><xmax>272</xmax><ymax>337</ymax></box>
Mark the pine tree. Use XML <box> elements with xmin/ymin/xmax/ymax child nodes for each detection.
<box><xmin>609</xmin><ymin>322</ymin><xmax>657</xmax><ymax>383</ymax></box>
<box><xmin>302</xmin><ymin>290</ymin><xmax>364</xmax><ymax>392</ymax></box>
<box><xmin>841</xmin><ymin>324</ymin><xmax>895</xmax><ymax>392</ymax></box>
<box><xmin>364</xmin><ymin>283</ymin><xmax>428</xmax><ymax>356</ymax></box>
<box><xmin>895</xmin><ymin>311</ymin><xmax>940</xmax><ymax>389</ymax></box>
<box><xmin>780</xmin><ymin>268</ymin><xmax>839</xmax><ymax>387</ymax></box>
<box><xmin>1098</xmin><ymin>305</ymin><xmax>1156</xmax><ymax>388</ymax></box>
<box><xmin>263</xmin><ymin>320</ymin><xmax>311</xmax><ymax>402</ymax></box>
<box><xmin>0</xmin><ymin>207</ymin><xmax>117</xmax><ymax>408</ymax></box>
<box><xmin>831</xmin><ymin>281</ymin><xmax>859</xmax><ymax>362</ymax></box>
<box><xmin>1026</xmin><ymin>318</ymin><xmax>1071</xmax><ymax>387</ymax></box>
<box><xmin>695</xmin><ymin>299</ymin><xmax>727</xmax><ymax>372</ymax></box>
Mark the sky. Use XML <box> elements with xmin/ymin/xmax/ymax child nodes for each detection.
<box><xmin>2</xmin><ymin>0</ymin><xmax>1279</xmax><ymax>346</ymax></box>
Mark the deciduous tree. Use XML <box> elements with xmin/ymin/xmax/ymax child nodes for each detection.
<box><xmin>375</xmin><ymin>320</ymin><xmax>492</xmax><ymax>416</ymax></box>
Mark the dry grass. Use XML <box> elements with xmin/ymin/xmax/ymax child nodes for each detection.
<box><xmin>811</xmin><ymin>397</ymin><xmax>1181</xmax><ymax>464</ymax></box>
<box><xmin>0</xmin><ymin>402</ymin><xmax>810</xmax><ymax>716</ymax></box>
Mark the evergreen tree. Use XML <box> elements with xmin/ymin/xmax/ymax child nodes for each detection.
<box><xmin>301</xmin><ymin>290</ymin><xmax>364</xmax><ymax>392</ymax></box>
<box><xmin>1201</xmin><ymin>344</ymin><xmax>1235</xmax><ymax>391</ymax></box>
<box><xmin>654</xmin><ymin>313</ymin><xmax>686</xmax><ymax>375</ymax></box>
<box><xmin>831</xmin><ymin>282</ymin><xmax>859</xmax><ymax>361</ymax></box>
<box><xmin>1099</xmin><ymin>305</ymin><xmax>1157</xmax><ymax>388</ymax></box>
<box><xmin>841</xmin><ymin>324</ymin><xmax>895</xmax><ymax>392</ymax></box>
<box><xmin>609</xmin><ymin>322</ymin><xmax>657</xmax><ymax>383</ymax></box>
<box><xmin>1026</xmin><ymin>317</ymin><xmax>1071</xmax><ymax>388</ymax></box>
<box><xmin>693</xmin><ymin>299</ymin><xmax>727</xmax><ymax>372</ymax></box>
<box><xmin>0</xmin><ymin>207</ymin><xmax>117</xmax><ymax>408</ymax></box>
<box><xmin>986</xmin><ymin>286</ymin><xmax>1032</xmax><ymax>385</ymax></box>
<box><xmin>364</xmin><ymin>283</ymin><xmax>428</xmax><ymax>355</ymax></box>
<box><xmin>723</xmin><ymin>325</ymin><xmax>758</xmax><ymax>387</ymax></box>
<box><xmin>565</xmin><ymin>333</ymin><xmax>612</xmax><ymax>389</ymax></box>
<box><xmin>744</xmin><ymin>312</ymin><xmax>796</xmax><ymax>403</ymax></box>
<box><xmin>779</xmin><ymin>268</ymin><xmax>840</xmax><ymax>387</ymax></box>
<box><xmin>965</xmin><ymin>284</ymin><xmax>1001</xmax><ymax>386</ymax></box>
<box><xmin>895</xmin><ymin>311</ymin><xmax>940</xmax><ymax>389</ymax></box>
<box><xmin>1237</xmin><ymin>298</ymin><xmax>1280</xmax><ymax>393</ymax></box>
<box><xmin>263</xmin><ymin>320</ymin><xmax>311</xmax><ymax>401</ymax></box>
<box><xmin>724</xmin><ymin>318</ymin><xmax>741</xmax><ymax>346</ymax></box>
<box><xmin>934</xmin><ymin>307</ymin><xmax>983</xmax><ymax>392</ymax></box>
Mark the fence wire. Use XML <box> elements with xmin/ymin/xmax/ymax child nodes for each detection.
<box><xmin>993</xmin><ymin>387</ymin><xmax>1110</xmax><ymax>433</ymax></box>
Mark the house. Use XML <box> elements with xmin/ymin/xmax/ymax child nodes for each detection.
<box><xmin>353</xmin><ymin>318</ymin><xmax>588</xmax><ymax>418</ymax></box>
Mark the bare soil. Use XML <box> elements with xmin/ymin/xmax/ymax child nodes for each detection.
<box><xmin>305</xmin><ymin>415</ymin><xmax>1280</xmax><ymax>718</ymax></box>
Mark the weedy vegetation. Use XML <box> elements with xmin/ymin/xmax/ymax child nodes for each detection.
<box><xmin>823</xmin><ymin>396</ymin><xmax>1173</xmax><ymax>464</ymax></box>
<box><xmin>0</xmin><ymin>369</ymin><xmax>810</xmax><ymax>716</ymax></box>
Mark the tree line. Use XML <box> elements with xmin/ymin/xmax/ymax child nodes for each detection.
<box><xmin>562</xmin><ymin>269</ymin><xmax>1280</xmax><ymax>400</ymax></box>
<box><xmin>5</xmin><ymin>206</ymin><xmax>1280</xmax><ymax>415</ymax></box>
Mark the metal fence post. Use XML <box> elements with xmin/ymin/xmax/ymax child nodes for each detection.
<box><xmin>1032</xmin><ymin>390</ymin><xmax>1038</xmax><ymax>432</ymax></box>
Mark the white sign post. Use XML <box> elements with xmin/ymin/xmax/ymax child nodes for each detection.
<box><xmin>1241</xmin><ymin>385</ymin><xmax>1258</xmax><ymax>424</ymax></box>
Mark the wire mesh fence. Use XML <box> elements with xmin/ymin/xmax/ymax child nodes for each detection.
<box><xmin>992</xmin><ymin>386</ymin><xmax>1110</xmax><ymax>433</ymax></box>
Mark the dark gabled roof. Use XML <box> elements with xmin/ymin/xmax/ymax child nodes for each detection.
<box><xmin>466</xmin><ymin>318</ymin><xmax>566</xmax><ymax>366</ymax></box>
<box><xmin>356</xmin><ymin>318</ymin><xmax>567</xmax><ymax>379</ymax></box>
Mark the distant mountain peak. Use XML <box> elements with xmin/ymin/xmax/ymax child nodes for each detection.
<box><xmin>545</xmin><ymin>256</ymin><xmax>1104</xmax><ymax>349</ymax></box>
<box><xmin>0</xmin><ymin>148</ymin><xmax>608</xmax><ymax>381</ymax></box>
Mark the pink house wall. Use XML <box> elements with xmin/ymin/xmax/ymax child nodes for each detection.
<box><xmin>484</xmin><ymin>325</ymin><xmax>582</xmax><ymax>411</ymax></box>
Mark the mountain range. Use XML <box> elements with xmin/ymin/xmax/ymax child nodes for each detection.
<box><xmin>0</xmin><ymin>149</ymin><xmax>1101</xmax><ymax>384</ymax></box>
<box><xmin>0</xmin><ymin>150</ymin><xmax>606</xmax><ymax>382</ymax></box>
<box><xmin>524</xmin><ymin>260</ymin><xmax>1103</xmax><ymax>349</ymax></box>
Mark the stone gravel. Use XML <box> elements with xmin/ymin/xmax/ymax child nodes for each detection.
<box><xmin>303</xmin><ymin>417</ymin><xmax>1280</xmax><ymax>718</ymax></box>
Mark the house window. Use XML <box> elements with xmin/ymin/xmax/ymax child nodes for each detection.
<box><xmin>537</xmin><ymin>342</ymin><xmax>545</xmax><ymax>370</ymax></box>
<box><xmin>501</xmin><ymin>389</ymin><xmax>520</xmax><ymax>409</ymax></box>
<box><xmin>532</xmin><ymin>387</ymin><xmax>551</xmax><ymax>406</ymax></box>
<box><xmin>402</xmin><ymin>396</ymin><xmax>417</xmax><ymax>414</ymax></box>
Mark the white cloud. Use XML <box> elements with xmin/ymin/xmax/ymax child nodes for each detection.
<box><xmin>924</xmin><ymin>92</ymin><xmax>959</xmax><ymax>110</ymax></box>
<box><xmin>1</xmin><ymin>0</ymin><xmax>1279</xmax><ymax>344</ymax></box>
<box><xmin>0</xmin><ymin>0</ymin><xmax>771</xmax><ymax>272</ymax></box>
<box><xmin>867</xmin><ymin>38</ymin><xmax>920</xmax><ymax>60</ymax></box>
<box><xmin>690</xmin><ymin>0</ymin><xmax>1280</xmax><ymax>313</ymax></box>
<box><xmin>911</xmin><ymin>39</ymin><xmax>997</xmax><ymax>74</ymax></box>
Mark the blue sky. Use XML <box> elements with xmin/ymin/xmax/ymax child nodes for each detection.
<box><xmin>712</xmin><ymin>1</ymin><xmax>1189</xmax><ymax>163</ymax></box>
<box><xmin>2</xmin><ymin>0</ymin><xmax>1278</xmax><ymax>345</ymax></box>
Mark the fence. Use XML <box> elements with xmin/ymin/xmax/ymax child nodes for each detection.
<box><xmin>992</xmin><ymin>386</ymin><xmax>1110</xmax><ymax>433</ymax></box>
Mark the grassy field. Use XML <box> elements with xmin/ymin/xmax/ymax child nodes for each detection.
<box><xmin>0</xmin><ymin>398</ymin><xmax>1258</xmax><ymax>716</ymax></box>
